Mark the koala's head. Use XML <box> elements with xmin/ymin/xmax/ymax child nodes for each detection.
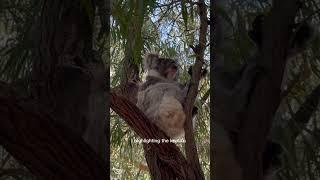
<box><xmin>144</xmin><ymin>53</ymin><xmax>179</xmax><ymax>80</ymax></box>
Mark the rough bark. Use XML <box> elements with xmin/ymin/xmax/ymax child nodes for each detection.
<box><xmin>0</xmin><ymin>82</ymin><xmax>108</xmax><ymax>179</ymax></box>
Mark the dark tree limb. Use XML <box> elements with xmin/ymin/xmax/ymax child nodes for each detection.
<box><xmin>0</xmin><ymin>82</ymin><xmax>108</xmax><ymax>179</ymax></box>
<box><xmin>237</xmin><ymin>1</ymin><xmax>301</xmax><ymax>180</ymax></box>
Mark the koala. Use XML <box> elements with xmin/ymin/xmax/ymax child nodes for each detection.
<box><xmin>136</xmin><ymin>53</ymin><xmax>191</xmax><ymax>138</ymax></box>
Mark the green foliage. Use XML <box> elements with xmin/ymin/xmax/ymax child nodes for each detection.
<box><xmin>181</xmin><ymin>0</ymin><xmax>188</xmax><ymax>29</ymax></box>
<box><xmin>111</xmin><ymin>0</ymin><xmax>157</xmax><ymax>67</ymax></box>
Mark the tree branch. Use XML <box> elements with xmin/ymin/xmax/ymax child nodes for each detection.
<box><xmin>183</xmin><ymin>0</ymin><xmax>208</xmax><ymax>179</ymax></box>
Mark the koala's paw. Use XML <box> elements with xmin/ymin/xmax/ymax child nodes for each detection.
<box><xmin>158</xmin><ymin>96</ymin><xmax>185</xmax><ymax>138</ymax></box>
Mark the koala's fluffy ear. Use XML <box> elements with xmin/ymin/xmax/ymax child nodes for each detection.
<box><xmin>144</xmin><ymin>53</ymin><xmax>159</xmax><ymax>70</ymax></box>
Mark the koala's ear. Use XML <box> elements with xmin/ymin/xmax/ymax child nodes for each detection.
<box><xmin>144</xmin><ymin>53</ymin><xmax>159</xmax><ymax>70</ymax></box>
